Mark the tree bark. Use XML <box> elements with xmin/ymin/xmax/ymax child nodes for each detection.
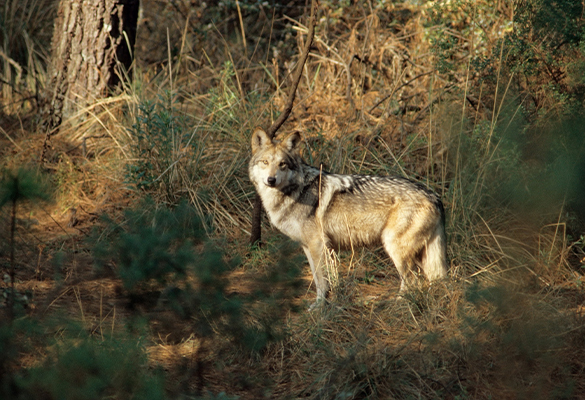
<box><xmin>41</xmin><ymin>0</ymin><xmax>139</xmax><ymax>160</ymax></box>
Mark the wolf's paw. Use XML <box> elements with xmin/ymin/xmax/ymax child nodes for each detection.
<box><xmin>308</xmin><ymin>298</ymin><xmax>327</xmax><ymax>312</ymax></box>
<box><xmin>394</xmin><ymin>293</ymin><xmax>408</xmax><ymax>302</ymax></box>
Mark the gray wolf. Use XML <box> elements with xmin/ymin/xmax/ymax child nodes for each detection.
<box><xmin>249</xmin><ymin>128</ymin><xmax>448</xmax><ymax>308</ymax></box>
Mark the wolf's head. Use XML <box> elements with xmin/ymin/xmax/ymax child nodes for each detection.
<box><xmin>249</xmin><ymin>128</ymin><xmax>302</xmax><ymax>190</ymax></box>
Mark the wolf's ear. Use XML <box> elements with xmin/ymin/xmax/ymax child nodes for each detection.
<box><xmin>251</xmin><ymin>128</ymin><xmax>270</xmax><ymax>154</ymax></box>
<box><xmin>283</xmin><ymin>131</ymin><xmax>302</xmax><ymax>153</ymax></box>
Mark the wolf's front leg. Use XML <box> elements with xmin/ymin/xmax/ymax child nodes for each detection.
<box><xmin>302</xmin><ymin>240</ymin><xmax>329</xmax><ymax>309</ymax></box>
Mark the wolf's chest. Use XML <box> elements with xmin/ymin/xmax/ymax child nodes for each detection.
<box><xmin>259</xmin><ymin>190</ymin><xmax>314</xmax><ymax>242</ymax></box>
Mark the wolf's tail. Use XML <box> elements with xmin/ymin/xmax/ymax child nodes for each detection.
<box><xmin>422</xmin><ymin>216</ymin><xmax>448</xmax><ymax>281</ymax></box>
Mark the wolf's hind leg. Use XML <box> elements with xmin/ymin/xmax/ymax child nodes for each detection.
<box><xmin>381</xmin><ymin>231</ymin><xmax>418</xmax><ymax>293</ymax></box>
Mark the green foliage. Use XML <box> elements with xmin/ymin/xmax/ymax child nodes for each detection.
<box><xmin>205</xmin><ymin>60</ymin><xmax>269</xmax><ymax>141</ymax></box>
<box><xmin>430</xmin><ymin>32</ymin><xmax>458</xmax><ymax>75</ymax></box>
<box><xmin>207</xmin><ymin>61</ymin><xmax>240</xmax><ymax>120</ymax></box>
<box><xmin>320</xmin><ymin>0</ymin><xmax>352</xmax><ymax>26</ymax></box>
<box><xmin>0</xmin><ymin>315</ymin><xmax>165</xmax><ymax>400</ymax></box>
<box><xmin>0</xmin><ymin>318</ymin><xmax>41</xmax><ymax>399</ymax></box>
<box><xmin>0</xmin><ymin>167</ymin><xmax>52</xmax><ymax>207</ymax></box>
<box><xmin>126</xmin><ymin>93</ymin><xmax>180</xmax><ymax>189</ymax></box>
<box><xmin>4</xmin><ymin>1</ymin><xmax>585</xmax><ymax>398</ymax></box>
<box><xmin>483</xmin><ymin>0</ymin><xmax>585</xmax><ymax>117</ymax></box>
<box><xmin>19</xmin><ymin>337</ymin><xmax>165</xmax><ymax>400</ymax></box>
<box><xmin>514</xmin><ymin>0</ymin><xmax>583</xmax><ymax>46</ymax></box>
<box><xmin>426</xmin><ymin>0</ymin><xmax>508</xmax><ymax>77</ymax></box>
<box><xmin>454</xmin><ymin>108</ymin><xmax>585</xmax><ymax>226</ymax></box>
<box><xmin>457</xmin><ymin>283</ymin><xmax>574</xmax><ymax>395</ymax></box>
<box><xmin>94</xmin><ymin>198</ymin><xmax>206</xmax><ymax>292</ymax></box>
<box><xmin>126</xmin><ymin>92</ymin><xmax>197</xmax><ymax>202</ymax></box>
<box><xmin>447</xmin><ymin>89</ymin><xmax>582</xmax><ymax>234</ymax></box>
<box><xmin>428</xmin><ymin>0</ymin><xmax>585</xmax><ymax>117</ymax></box>
<box><xmin>93</xmin><ymin>199</ymin><xmax>303</xmax><ymax>353</ymax></box>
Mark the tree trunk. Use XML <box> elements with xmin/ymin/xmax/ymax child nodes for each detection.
<box><xmin>41</xmin><ymin>0</ymin><xmax>139</xmax><ymax>156</ymax></box>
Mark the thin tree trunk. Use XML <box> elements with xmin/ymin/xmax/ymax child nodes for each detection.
<box><xmin>8</xmin><ymin>197</ymin><xmax>16</xmax><ymax>320</ymax></box>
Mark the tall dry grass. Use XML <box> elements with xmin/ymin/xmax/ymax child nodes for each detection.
<box><xmin>0</xmin><ymin>0</ymin><xmax>56</xmax><ymax>115</ymax></box>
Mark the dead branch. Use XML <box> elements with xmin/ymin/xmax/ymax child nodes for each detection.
<box><xmin>265</xmin><ymin>0</ymin><xmax>317</xmax><ymax>139</ymax></box>
<box><xmin>369</xmin><ymin>70</ymin><xmax>434</xmax><ymax>114</ymax></box>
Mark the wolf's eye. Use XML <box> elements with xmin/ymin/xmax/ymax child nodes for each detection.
<box><xmin>279</xmin><ymin>162</ymin><xmax>287</xmax><ymax>169</ymax></box>
<box><xmin>261</xmin><ymin>160</ymin><xmax>268</xmax><ymax>166</ymax></box>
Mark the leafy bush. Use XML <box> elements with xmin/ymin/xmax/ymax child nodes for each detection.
<box><xmin>484</xmin><ymin>0</ymin><xmax>585</xmax><ymax>118</ymax></box>
<box><xmin>18</xmin><ymin>336</ymin><xmax>165</xmax><ymax>400</ymax></box>
<box><xmin>126</xmin><ymin>93</ymin><xmax>195</xmax><ymax>203</ymax></box>
<box><xmin>94</xmin><ymin>198</ymin><xmax>205</xmax><ymax>292</ymax></box>
<box><xmin>0</xmin><ymin>312</ymin><xmax>166</xmax><ymax>400</ymax></box>
<box><xmin>93</xmin><ymin>199</ymin><xmax>303</xmax><ymax>352</ymax></box>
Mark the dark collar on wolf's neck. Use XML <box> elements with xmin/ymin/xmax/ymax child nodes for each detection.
<box><xmin>280</xmin><ymin>183</ymin><xmax>300</xmax><ymax>197</ymax></box>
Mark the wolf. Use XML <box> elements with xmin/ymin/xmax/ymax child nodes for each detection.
<box><xmin>249</xmin><ymin>128</ymin><xmax>448</xmax><ymax>308</ymax></box>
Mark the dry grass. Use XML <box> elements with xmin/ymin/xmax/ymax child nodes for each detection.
<box><xmin>1</xmin><ymin>0</ymin><xmax>585</xmax><ymax>399</ymax></box>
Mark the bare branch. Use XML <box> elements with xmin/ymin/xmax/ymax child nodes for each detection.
<box><xmin>265</xmin><ymin>0</ymin><xmax>317</xmax><ymax>139</ymax></box>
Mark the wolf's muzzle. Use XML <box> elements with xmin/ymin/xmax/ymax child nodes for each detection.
<box><xmin>267</xmin><ymin>177</ymin><xmax>277</xmax><ymax>187</ymax></box>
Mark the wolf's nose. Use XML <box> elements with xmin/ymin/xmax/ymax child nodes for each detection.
<box><xmin>267</xmin><ymin>177</ymin><xmax>276</xmax><ymax>186</ymax></box>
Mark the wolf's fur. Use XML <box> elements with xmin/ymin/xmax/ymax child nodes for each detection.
<box><xmin>249</xmin><ymin>128</ymin><xmax>448</xmax><ymax>306</ymax></box>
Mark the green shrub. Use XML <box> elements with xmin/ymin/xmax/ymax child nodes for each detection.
<box><xmin>126</xmin><ymin>92</ymin><xmax>195</xmax><ymax>202</ymax></box>
<box><xmin>18</xmin><ymin>336</ymin><xmax>165</xmax><ymax>400</ymax></box>
<box><xmin>93</xmin><ymin>198</ymin><xmax>206</xmax><ymax>292</ymax></box>
<box><xmin>92</xmin><ymin>199</ymin><xmax>303</xmax><ymax>353</ymax></box>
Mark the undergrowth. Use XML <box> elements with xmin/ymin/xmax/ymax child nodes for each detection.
<box><xmin>92</xmin><ymin>198</ymin><xmax>303</xmax><ymax>352</ymax></box>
